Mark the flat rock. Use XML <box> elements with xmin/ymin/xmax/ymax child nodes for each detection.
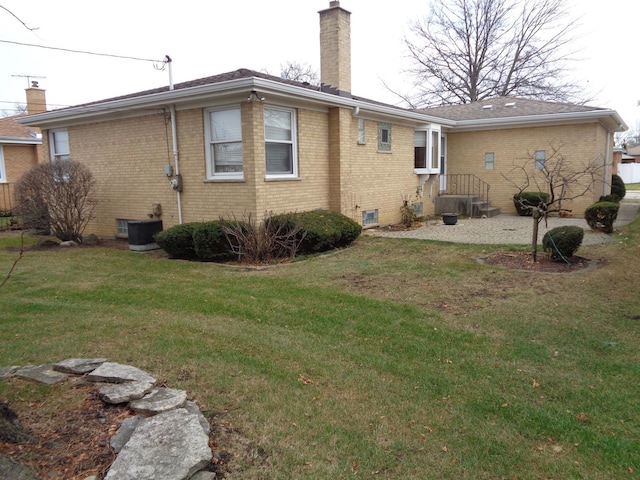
<box><xmin>130</xmin><ymin>387</ymin><xmax>188</xmax><ymax>415</ymax></box>
<box><xmin>0</xmin><ymin>455</ymin><xmax>40</xmax><ymax>480</ymax></box>
<box><xmin>105</xmin><ymin>408</ymin><xmax>212</xmax><ymax>480</ymax></box>
<box><xmin>85</xmin><ymin>362</ymin><xmax>156</xmax><ymax>385</ymax></box>
<box><xmin>14</xmin><ymin>364</ymin><xmax>69</xmax><ymax>385</ymax></box>
<box><xmin>0</xmin><ymin>366</ymin><xmax>19</xmax><ymax>379</ymax></box>
<box><xmin>185</xmin><ymin>400</ymin><xmax>210</xmax><ymax>435</ymax></box>
<box><xmin>110</xmin><ymin>416</ymin><xmax>144</xmax><ymax>453</ymax></box>
<box><xmin>99</xmin><ymin>380</ymin><xmax>155</xmax><ymax>404</ymax></box>
<box><xmin>53</xmin><ymin>358</ymin><xmax>107</xmax><ymax>374</ymax></box>
<box><xmin>191</xmin><ymin>471</ymin><xmax>216</xmax><ymax>480</ymax></box>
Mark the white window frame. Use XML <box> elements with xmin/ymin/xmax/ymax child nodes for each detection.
<box><xmin>535</xmin><ymin>150</ymin><xmax>546</xmax><ymax>170</ymax></box>
<box><xmin>414</xmin><ymin>126</ymin><xmax>441</xmax><ymax>174</ymax></box>
<box><xmin>49</xmin><ymin>129</ymin><xmax>70</xmax><ymax>162</ymax></box>
<box><xmin>264</xmin><ymin>106</ymin><xmax>298</xmax><ymax>179</ymax></box>
<box><xmin>204</xmin><ymin>106</ymin><xmax>244</xmax><ymax>180</ymax></box>
<box><xmin>485</xmin><ymin>152</ymin><xmax>495</xmax><ymax>170</ymax></box>
<box><xmin>378</xmin><ymin>122</ymin><xmax>392</xmax><ymax>152</ymax></box>
<box><xmin>0</xmin><ymin>146</ymin><xmax>6</xmax><ymax>183</ymax></box>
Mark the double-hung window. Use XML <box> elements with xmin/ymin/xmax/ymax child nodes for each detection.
<box><xmin>0</xmin><ymin>146</ymin><xmax>5</xmax><ymax>183</ymax></box>
<box><xmin>414</xmin><ymin>127</ymin><xmax>441</xmax><ymax>173</ymax></box>
<box><xmin>206</xmin><ymin>107</ymin><xmax>243</xmax><ymax>179</ymax></box>
<box><xmin>49</xmin><ymin>129</ymin><xmax>70</xmax><ymax>162</ymax></box>
<box><xmin>265</xmin><ymin>107</ymin><xmax>297</xmax><ymax>178</ymax></box>
<box><xmin>535</xmin><ymin>150</ymin><xmax>546</xmax><ymax>170</ymax></box>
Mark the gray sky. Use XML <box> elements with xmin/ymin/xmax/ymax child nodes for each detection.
<box><xmin>1</xmin><ymin>0</ymin><xmax>638</xmax><ymax>128</ymax></box>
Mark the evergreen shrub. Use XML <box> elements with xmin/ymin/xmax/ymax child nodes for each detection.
<box><xmin>542</xmin><ymin>226</ymin><xmax>584</xmax><ymax>261</ymax></box>
<box><xmin>611</xmin><ymin>174</ymin><xmax>626</xmax><ymax>200</ymax></box>
<box><xmin>584</xmin><ymin>201</ymin><xmax>619</xmax><ymax>234</ymax></box>
<box><xmin>154</xmin><ymin>222</ymin><xmax>199</xmax><ymax>259</ymax></box>
<box><xmin>513</xmin><ymin>192</ymin><xmax>550</xmax><ymax>216</ymax></box>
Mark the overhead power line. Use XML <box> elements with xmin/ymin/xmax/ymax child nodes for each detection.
<box><xmin>0</xmin><ymin>38</ymin><xmax>166</xmax><ymax>64</ymax></box>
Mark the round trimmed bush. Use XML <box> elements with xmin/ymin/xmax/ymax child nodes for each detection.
<box><xmin>611</xmin><ymin>174</ymin><xmax>626</xmax><ymax>200</ymax></box>
<box><xmin>271</xmin><ymin>210</ymin><xmax>362</xmax><ymax>255</ymax></box>
<box><xmin>542</xmin><ymin>226</ymin><xmax>584</xmax><ymax>261</ymax></box>
<box><xmin>584</xmin><ymin>201</ymin><xmax>619</xmax><ymax>234</ymax></box>
<box><xmin>513</xmin><ymin>192</ymin><xmax>550</xmax><ymax>216</ymax></box>
<box><xmin>154</xmin><ymin>222</ymin><xmax>199</xmax><ymax>259</ymax></box>
<box><xmin>193</xmin><ymin>220</ymin><xmax>241</xmax><ymax>261</ymax></box>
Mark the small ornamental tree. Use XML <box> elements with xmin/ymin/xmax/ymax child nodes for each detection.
<box><xmin>504</xmin><ymin>143</ymin><xmax>604</xmax><ymax>261</ymax></box>
<box><xmin>15</xmin><ymin>161</ymin><xmax>97</xmax><ymax>243</ymax></box>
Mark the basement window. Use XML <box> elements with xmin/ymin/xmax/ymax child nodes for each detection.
<box><xmin>116</xmin><ymin>219</ymin><xmax>132</xmax><ymax>238</ymax></box>
<box><xmin>362</xmin><ymin>209</ymin><xmax>378</xmax><ymax>226</ymax></box>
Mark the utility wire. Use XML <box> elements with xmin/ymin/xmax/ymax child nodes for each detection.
<box><xmin>0</xmin><ymin>38</ymin><xmax>165</xmax><ymax>63</ymax></box>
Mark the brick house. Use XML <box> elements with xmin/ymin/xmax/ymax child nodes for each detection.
<box><xmin>17</xmin><ymin>1</ymin><xmax>626</xmax><ymax>238</ymax></box>
<box><xmin>0</xmin><ymin>85</ymin><xmax>45</xmax><ymax>213</ymax></box>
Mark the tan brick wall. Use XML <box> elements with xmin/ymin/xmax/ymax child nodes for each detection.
<box><xmin>1</xmin><ymin>144</ymin><xmax>40</xmax><ymax>211</ymax></box>
<box><xmin>445</xmin><ymin>123</ymin><xmax>612</xmax><ymax>216</ymax></box>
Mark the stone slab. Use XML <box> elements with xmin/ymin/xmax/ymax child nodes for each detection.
<box><xmin>130</xmin><ymin>388</ymin><xmax>188</xmax><ymax>415</ymax></box>
<box><xmin>185</xmin><ymin>400</ymin><xmax>210</xmax><ymax>435</ymax></box>
<box><xmin>14</xmin><ymin>364</ymin><xmax>69</xmax><ymax>385</ymax></box>
<box><xmin>0</xmin><ymin>455</ymin><xmax>40</xmax><ymax>480</ymax></box>
<box><xmin>99</xmin><ymin>381</ymin><xmax>155</xmax><ymax>404</ymax></box>
<box><xmin>0</xmin><ymin>366</ymin><xmax>19</xmax><ymax>379</ymax></box>
<box><xmin>53</xmin><ymin>358</ymin><xmax>107</xmax><ymax>374</ymax></box>
<box><xmin>110</xmin><ymin>416</ymin><xmax>144</xmax><ymax>453</ymax></box>
<box><xmin>85</xmin><ymin>362</ymin><xmax>156</xmax><ymax>385</ymax></box>
<box><xmin>105</xmin><ymin>408</ymin><xmax>212</xmax><ymax>480</ymax></box>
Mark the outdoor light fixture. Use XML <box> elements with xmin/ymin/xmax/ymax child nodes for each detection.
<box><xmin>247</xmin><ymin>90</ymin><xmax>265</xmax><ymax>102</ymax></box>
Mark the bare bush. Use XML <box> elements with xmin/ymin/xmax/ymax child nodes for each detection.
<box><xmin>15</xmin><ymin>161</ymin><xmax>97</xmax><ymax>242</ymax></box>
<box><xmin>220</xmin><ymin>211</ymin><xmax>305</xmax><ymax>264</ymax></box>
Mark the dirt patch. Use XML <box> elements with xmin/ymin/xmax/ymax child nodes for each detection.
<box><xmin>479</xmin><ymin>251</ymin><xmax>604</xmax><ymax>273</ymax></box>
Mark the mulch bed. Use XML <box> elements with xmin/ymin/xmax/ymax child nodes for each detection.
<box><xmin>480</xmin><ymin>251</ymin><xmax>603</xmax><ymax>273</ymax></box>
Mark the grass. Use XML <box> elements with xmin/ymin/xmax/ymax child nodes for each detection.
<box><xmin>1</xmin><ymin>224</ymin><xmax>639</xmax><ymax>479</ymax></box>
<box><xmin>625</xmin><ymin>182</ymin><xmax>640</xmax><ymax>190</ymax></box>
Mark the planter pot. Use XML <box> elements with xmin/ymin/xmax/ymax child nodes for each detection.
<box><xmin>441</xmin><ymin>213</ymin><xmax>458</xmax><ymax>225</ymax></box>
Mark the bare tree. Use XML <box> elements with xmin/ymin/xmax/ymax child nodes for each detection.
<box><xmin>277</xmin><ymin>61</ymin><xmax>319</xmax><ymax>85</ymax></box>
<box><xmin>504</xmin><ymin>143</ymin><xmax>605</xmax><ymax>261</ymax></box>
<box><xmin>403</xmin><ymin>0</ymin><xmax>585</xmax><ymax>107</ymax></box>
<box><xmin>15</xmin><ymin>161</ymin><xmax>97</xmax><ymax>243</ymax></box>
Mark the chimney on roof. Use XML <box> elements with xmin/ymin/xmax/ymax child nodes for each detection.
<box><xmin>319</xmin><ymin>1</ymin><xmax>351</xmax><ymax>94</ymax></box>
<box><xmin>25</xmin><ymin>81</ymin><xmax>47</xmax><ymax>115</ymax></box>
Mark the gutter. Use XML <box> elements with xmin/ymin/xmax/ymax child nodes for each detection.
<box><xmin>0</xmin><ymin>136</ymin><xmax>42</xmax><ymax>145</ymax></box>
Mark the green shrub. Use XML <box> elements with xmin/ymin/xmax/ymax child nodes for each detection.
<box><xmin>542</xmin><ymin>226</ymin><xmax>584</xmax><ymax>261</ymax></box>
<box><xmin>193</xmin><ymin>220</ymin><xmax>241</xmax><ymax>261</ymax></box>
<box><xmin>598</xmin><ymin>194</ymin><xmax>620</xmax><ymax>203</ymax></box>
<box><xmin>611</xmin><ymin>174</ymin><xmax>626</xmax><ymax>200</ymax></box>
<box><xmin>584</xmin><ymin>201</ymin><xmax>619</xmax><ymax>234</ymax></box>
<box><xmin>271</xmin><ymin>210</ymin><xmax>361</xmax><ymax>255</ymax></box>
<box><xmin>154</xmin><ymin>222</ymin><xmax>199</xmax><ymax>259</ymax></box>
<box><xmin>513</xmin><ymin>192</ymin><xmax>550</xmax><ymax>216</ymax></box>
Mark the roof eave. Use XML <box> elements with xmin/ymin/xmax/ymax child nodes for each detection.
<box><xmin>451</xmin><ymin>110</ymin><xmax>628</xmax><ymax>132</ymax></box>
<box><xmin>0</xmin><ymin>136</ymin><xmax>42</xmax><ymax>145</ymax></box>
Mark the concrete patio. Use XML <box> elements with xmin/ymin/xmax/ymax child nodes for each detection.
<box><xmin>364</xmin><ymin>199</ymin><xmax>640</xmax><ymax>245</ymax></box>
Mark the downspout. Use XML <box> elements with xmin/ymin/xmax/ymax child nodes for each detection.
<box><xmin>166</xmin><ymin>56</ymin><xmax>183</xmax><ymax>224</ymax></box>
<box><xmin>604</xmin><ymin>131</ymin><xmax>612</xmax><ymax>197</ymax></box>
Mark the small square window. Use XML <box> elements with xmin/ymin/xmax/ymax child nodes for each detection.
<box><xmin>535</xmin><ymin>150</ymin><xmax>546</xmax><ymax>170</ymax></box>
<box><xmin>378</xmin><ymin>122</ymin><xmax>391</xmax><ymax>152</ymax></box>
<box><xmin>485</xmin><ymin>152</ymin><xmax>495</xmax><ymax>170</ymax></box>
<box><xmin>362</xmin><ymin>209</ymin><xmax>379</xmax><ymax>226</ymax></box>
<box><xmin>116</xmin><ymin>219</ymin><xmax>131</xmax><ymax>238</ymax></box>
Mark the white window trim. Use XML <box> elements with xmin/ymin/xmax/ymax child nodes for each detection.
<box><xmin>413</xmin><ymin>127</ymin><xmax>441</xmax><ymax>174</ymax></box>
<box><xmin>49</xmin><ymin>128</ymin><xmax>70</xmax><ymax>162</ymax></box>
<box><xmin>264</xmin><ymin>106</ymin><xmax>298</xmax><ymax>179</ymax></box>
<box><xmin>0</xmin><ymin>146</ymin><xmax>6</xmax><ymax>183</ymax></box>
<box><xmin>204</xmin><ymin>106</ymin><xmax>244</xmax><ymax>181</ymax></box>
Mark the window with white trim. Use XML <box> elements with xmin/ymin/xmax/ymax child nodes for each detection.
<box><xmin>414</xmin><ymin>127</ymin><xmax>442</xmax><ymax>173</ymax></box>
<box><xmin>0</xmin><ymin>146</ymin><xmax>6</xmax><ymax>183</ymax></box>
<box><xmin>378</xmin><ymin>122</ymin><xmax>391</xmax><ymax>152</ymax></box>
<box><xmin>265</xmin><ymin>107</ymin><xmax>297</xmax><ymax>177</ymax></box>
<box><xmin>362</xmin><ymin>209</ymin><xmax>378</xmax><ymax>226</ymax></box>
<box><xmin>205</xmin><ymin>107</ymin><xmax>243</xmax><ymax>179</ymax></box>
<box><xmin>49</xmin><ymin>129</ymin><xmax>70</xmax><ymax>162</ymax></box>
<box><xmin>535</xmin><ymin>150</ymin><xmax>546</xmax><ymax>170</ymax></box>
<box><xmin>485</xmin><ymin>152</ymin><xmax>495</xmax><ymax>170</ymax></box>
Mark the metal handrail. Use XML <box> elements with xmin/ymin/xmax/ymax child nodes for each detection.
<box><xmin>439</xmin><ymin>174</ymin><xmax>491</xmax><ymax>217</ymax></box>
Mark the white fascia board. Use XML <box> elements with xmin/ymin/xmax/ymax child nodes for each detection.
<box><xmin>0</xmin><ymin>136</ymin><xmax>42</xmax><ymax>145</ymax></box>
<box><xmin>16</xmin><ymin>75</ymin><xmax>456</xmax><ymax>129</ymax></box>
<box><xmin>452</xmin><ymin>110</ymin><xmax>628</xmax><ymax>132</ymax></box>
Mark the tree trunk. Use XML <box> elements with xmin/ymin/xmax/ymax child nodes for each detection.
<box><xmin>531</xmin><ymin>212</ymin><xmax>541</xmax><ymax>262</ymax></box>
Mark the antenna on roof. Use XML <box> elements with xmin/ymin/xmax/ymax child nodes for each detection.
<box><xmin>12</xmin><ymin>74</ymin><xmax>46</xmax><ymax>87</ymax></box>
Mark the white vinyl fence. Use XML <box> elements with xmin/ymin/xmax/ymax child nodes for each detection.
<box><xmin>618</xmin><ymin>163</ymin><xmax>640</xmax><ymax>184</ymax></box>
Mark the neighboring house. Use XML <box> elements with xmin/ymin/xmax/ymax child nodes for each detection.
<box><xmin>17</xmin><ymin>1</ymin><xmax>627</xmax><ymax>238</ymax></box>
<box><xmin>0</xmin><ymin>84</ymin><xmax>46</xmax><ymax>214</ymax></box>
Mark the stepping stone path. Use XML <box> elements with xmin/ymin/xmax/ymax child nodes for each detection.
<box><xmin>0</xmin><ymin>358</ymin><xmax>215</xmax><ymax>480</ymax></box>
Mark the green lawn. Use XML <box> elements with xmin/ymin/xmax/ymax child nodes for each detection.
<box><xmin>625</xmin><ymin>182</ymin><xmax>640</xmax><ymax>190</ymax></box>
<box><xmin>1</xmin><ymin>224</ymin><xmax>639</xmax><ymax>479</ymax></box>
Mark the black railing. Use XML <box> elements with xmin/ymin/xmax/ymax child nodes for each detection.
<box><xmin>439</xmin><ymin>174</ymin><xmax>491</xmax><ymax>217</ymax></box>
